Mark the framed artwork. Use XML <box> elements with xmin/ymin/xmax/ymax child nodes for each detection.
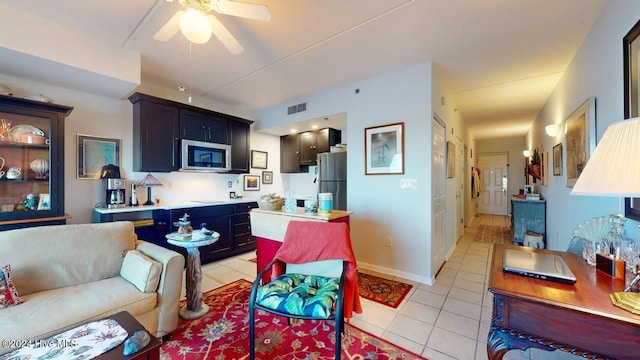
<box><xmin>262</xmin><ymin>170</ymin><xmax>273</xmax><ymax>184</ymax></box>
<box><xmin>446</xmin><ymin>141</ymin><xmax>455</xmax><ymax>178</ymax></box>
<box><xmin>37</xmin><ymin>193</ymin><xmax>50</xmax><ymax>210</ymax></box>
<box><xmin>77</xmin><ymin>134</ymin><xmax>121</xmax><ymax>179</ymax></box>
<box><xmin>553</xmin><ymin>143</ymin><xmax>563</xmax><ymax>176</ymax></box>
<box><xmin>624</xmin><ymin>19</ymin><xmax>640</xmax><ymax>221</ymax></box>
<box><xmin>251</xmin><ymin>150</ymin><xmax>268</xmax><ymax>169</ymax></box>
<box><xmin>364</xmin><ymin>122</ymin><xmax>404</xmax><ymax>175</ymax></box>
<box><xmin>564</xmin><ymin>98</ymin><xmax>596</xmax><ymax>188</ymax></box>
<box><xmin>244</xmin><ymin>175</ymin><xmax>261</xmax><ymax>191</ymax></box>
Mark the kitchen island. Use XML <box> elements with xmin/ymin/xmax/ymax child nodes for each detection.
<box><xmin>250</xmin><ymin>207</ymin><xmax>352</xmax><ymax>282</ymax></box>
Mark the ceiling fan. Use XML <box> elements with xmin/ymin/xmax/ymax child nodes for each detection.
<box><xmin>153</xmin><ymin>0</ymin><xmax>271</xmax><ymax>54</ymax></box>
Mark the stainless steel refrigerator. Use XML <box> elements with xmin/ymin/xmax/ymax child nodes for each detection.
<box><xmin>317</xmin><ymin>152</ymin><xmax>347</xmax><ymax>210</ymax></box>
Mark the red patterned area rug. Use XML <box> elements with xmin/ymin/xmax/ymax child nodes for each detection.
<box><xmin>357</xmin><ymin>272</ymin><xmax>413</xmax><ymax>309</ymax></box>
<box><xmin>473</xmin><ymin>224</ymin><xmax>511</xmax><ymax>244</ymax></box>
<box><xmin>162</xmin><ymin>279</ymin><xmax>427</xmax><ymax>360</ymax></box>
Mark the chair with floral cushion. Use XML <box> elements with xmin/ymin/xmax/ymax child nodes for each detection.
<box><xmin>248</xmin><ymin>221</ymin><xmax>359</xmax><ymax>360</ymax></box>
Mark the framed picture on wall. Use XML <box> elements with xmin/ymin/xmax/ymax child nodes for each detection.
<box><xmin>564</xmin><ymin>98</ymin><xmax>596</xmax><ymax>188</ymax></box>
<box><xmin>553</xmin><ymin>143</ymin><xmax>563</xmax><ymax>176</ymax></box>
<box><xmin>77</xmin><ymin>134</ymin><xmax>121</xmax><ymax>179</ymax></box>
<box><xmin>243</xmin><ymin>175</ymin><xmax>261</xmax><ymax>191</ymax></box>
<box><xmin>262</xmin><ymin>171</ymin><xmax>273</xmax><ymax>184</ymax></box>
<box><xmin>251</xmin><ymin>150</ymin><xmax>268</xmax><ymax>169</ymax></box>
<box><xmin>364</xmin><ymin>122</ymin><xmax>404</xmax><ymax>175</ymax></box>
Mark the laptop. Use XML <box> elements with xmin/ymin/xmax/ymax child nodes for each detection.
<box><xmin>502</xmin><ymin>249</ymin><xmax>577</xmax><ymax>284</ymax></box>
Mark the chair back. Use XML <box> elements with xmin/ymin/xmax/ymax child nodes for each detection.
<box><xmin>286</xmin><ymin>259</ymin><xmax>343</xmax><ymax>278</ymax></box>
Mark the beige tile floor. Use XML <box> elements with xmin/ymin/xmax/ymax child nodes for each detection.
<box><xmin>185</xmin><ymin>213</ymin><xmax>509</xmax><ymax>360</ymax></box>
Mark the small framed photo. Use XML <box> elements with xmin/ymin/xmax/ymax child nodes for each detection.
<box><xmin>251</xmin><ymin>150</ymin><xmax>268</xmax><ymax>169</ymax></box>
<box><xmin>553</xmin><ymin>143</ymin><xmax>563</xmax><ymax>176</ymax></box>
<box><xmin>262</xmin><ymin>171</ymin><xmax>273</xmax><ymax>184</ymax></box>
<box><xmin>229</xmin><ymin>191</ymin><xmax>236</xmax><ymax>199</ymax></box>
<box><xmin>365</xmin><ymin>122</ymin><xmax>404</xmax><ymax>175</ymax></box>
<box><xmin>37</xmin><ymin>193</ymin><xmax>50</xmax><ymax>210</ymax></box>
<box><xmin>77</xmin><ymin>134</ymin><xmax>121</xmax><ymax>179</ymax></box>
<box><xmin>244</xmin><ymin>175</ymin><xmax>261</xmax><ymax>191</ymax></box>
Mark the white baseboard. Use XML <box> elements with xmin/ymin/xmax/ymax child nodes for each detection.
<box><xmin>357</xmin><ymin>261</ymin><xmax>434</xmax><ymax>286</ymax></box>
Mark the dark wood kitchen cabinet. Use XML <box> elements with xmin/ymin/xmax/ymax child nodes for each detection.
<box><xmin>94</xmin><ymin>202</ymin><xmax>258</xmax><ymax>265</ymax></box>
<box><xmin>0</xmin><ymin>94</ymin><xmax>73</xmax><ymax>229</ymax></box>
<box><xmin>280</xmin><ymin>133</ymin><xmax>301</xmax><ymax>173</ymax></box>
<box><xmin>234</xmin><ymin>202</ymin><xmax>258</xmax><ymax>249</ymax></box>
<box><xmin>129</xmin><ymin>93</ymin><xmax>180</xmax><ymax>172</ymax></box>
<box><xmin>180</xmin><ymin>109</ymin><xmax>229</xmax><ymax>144</ymax></box>
<box><xmin>171</xmin><ymin>205</ymin><xmax>234</xmax><ymax>264</ymax></box>
<box><xmin>280</xmin><ymin>128</ymin><xmax>341</xmax><ymax>172</ymax></box>
<box><xmin>228</xmin><ymin>120</ymin><xmax>250</xmax><ymax>173</ymax></box>
<box><xmin>129</xmin><ymin>92</ymin><xmax>253</xmax><ymax>173</ymax></box>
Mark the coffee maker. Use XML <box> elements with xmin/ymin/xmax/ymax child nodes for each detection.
<box><xmin>104</xmin><ymin>178</ymin><xmax>126</xmax><ymax>208</ymax></box>
<box><xmin>100</xmin><ymin>164</ymin><xmax>126</xmax><ymax>208</ymax></box>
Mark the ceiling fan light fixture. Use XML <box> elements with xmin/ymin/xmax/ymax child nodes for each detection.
<box><xmin>180</xmin><ymin>7</ymin><xmax>212</xmax><ymax>44</ymax></box>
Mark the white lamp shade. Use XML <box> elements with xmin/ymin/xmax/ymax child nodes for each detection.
<box><xmin>571</xmin><ymin>117</ymin><xmax>640</xmax><ymax>196</ymax></box>
<box><xmin>180</xmin><ymin>8</ymin><xmax>212</xmax><ymax>44</ymax></box>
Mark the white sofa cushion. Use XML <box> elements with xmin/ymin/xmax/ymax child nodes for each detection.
<box><xmin>0</xmin><ymin>276</ymin><xmax>156</xmax><ymax>342</ymax></box>
<box><xmin>120</xmin><ymin>250</ymin><xmax>162</xmax><ymax>293</ymax></box>
<box><xmin>0</xmin><ymin>222</ymin><xmax>136</xmax><ymax>296</ymax></box>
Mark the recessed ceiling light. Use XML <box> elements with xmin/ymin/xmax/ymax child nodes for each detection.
<box><xmin>311</xmin><ymin>125</ymin><xmax>319</xmax><ymax>129</ymax></box>
<box><xmin>290</xmin><ymin>129</ymin><xmax>297</xmax><ymax>133</ymax></box>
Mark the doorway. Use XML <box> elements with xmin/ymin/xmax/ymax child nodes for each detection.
<box><xmin>477</xmin><ymin>153</ymin><xmax>509</xmax><ymax>215</ymax></box>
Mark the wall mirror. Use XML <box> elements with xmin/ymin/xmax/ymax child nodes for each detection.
<box><xmin>623</xmin><ymin>19</ymin><xmax>640</xmax><ymax>221</ymax></box>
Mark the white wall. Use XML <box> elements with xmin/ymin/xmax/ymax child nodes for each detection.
<box><xmin>528</xmin><ymin>0</ymin><xmax>640</xmax><ymax>250</ymax></box>
<box><xmin>256</xmin><ymin>62</ymin><xmax>461</xmax><ymax>284</ymax></box>
<box><xmin>0</xmin><ymin>73</ymin><xmax>283</xmax><ymax>224</ymax></box>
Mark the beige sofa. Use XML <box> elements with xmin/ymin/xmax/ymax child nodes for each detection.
<box><xmin>0</xmin><ymin>221</ymin><xmax>184</xmax><ymax>353</ymax></box>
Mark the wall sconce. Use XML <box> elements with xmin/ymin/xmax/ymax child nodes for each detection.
<box><xmin>522</xmin><ymin>150</ymin><xmax>531</xmax><ymax>157</ymax></box>
<box><xmin>545</xmin><ymin>124</ymin><xmax>560</xmax><ymax>137</ymax></box>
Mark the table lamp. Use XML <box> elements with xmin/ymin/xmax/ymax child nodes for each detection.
<box><xmin>139</xmin><ymin>173</ymin><xmax>162</xmax><ymax>206</ymax></box>
<box><xmin>571</xmin><ymin>117</ymin><xmax>640</xmax><ymax>313</ymax></box>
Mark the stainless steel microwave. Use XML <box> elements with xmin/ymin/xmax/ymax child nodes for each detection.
<box><xmin>180</xmin><ymin>139</ymin><xmax>231</xmax><ymax>172</ymax></box>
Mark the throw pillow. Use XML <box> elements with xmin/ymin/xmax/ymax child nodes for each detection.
<box><xmin>0</xmin><ymin>264</ymin><xmax>23</xmax><ymax>309</ymax></box>
<box><xmin>120</xmin><ymin>250</ymin><xmax>162</xmax><ymax>293</ymax></box>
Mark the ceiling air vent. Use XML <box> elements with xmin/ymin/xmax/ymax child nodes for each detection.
<box><xmin>287</xmin><ymin>102</ymin><xmax>307</xmax><ymax>115</ymax></box>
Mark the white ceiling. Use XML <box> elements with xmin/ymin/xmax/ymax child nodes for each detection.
<box><xmin>0</xmin><ymin>0</ymin><xmax>608</xmax><ymax>138</ymax></box>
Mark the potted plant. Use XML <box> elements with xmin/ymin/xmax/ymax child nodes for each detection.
<box><xmin>529</xmin><ymin>148</ymin><xmax>542</xmax><ymax>181</ymax></box>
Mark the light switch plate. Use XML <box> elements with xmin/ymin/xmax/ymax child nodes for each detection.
<box><xmin>400</xmin><ymin>179</ymin><xmax>417</xmax><ymax>189</ymax></box>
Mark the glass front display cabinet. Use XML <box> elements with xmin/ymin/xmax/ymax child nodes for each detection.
<box><xmin>0</xmin><ymin>94</ymin><xmax>72</xmax><ymax>229</ymax></box>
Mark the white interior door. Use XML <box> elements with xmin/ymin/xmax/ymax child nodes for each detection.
<box><xmin>455</xmin><ymin>137</ymin><xmax>464</xmax><ymax>240</ymax></box>
<box><xmin>431</xmin><ymin>117</ymin><xmax>446</xmax><ymax>274</ymax></box>
<box><xmin>477</xmin><ymin>153</ymin><xmax>508</xmax><ymax>215</ymax></box>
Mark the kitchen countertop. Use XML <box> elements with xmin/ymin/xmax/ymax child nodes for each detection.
<box><xmin>250</xmin><ymin>207</ymin><xmax>352</xmax><ymax>221</ymax></box>
<box><xmin>93</xmin><ymin>199</ymin><xmax>258</xmax><ymax>214</ymax></box>
<box><xmin>249</xmin><ymin>207</ymin><xmax>353</xmax><ymax>242</ymax></box>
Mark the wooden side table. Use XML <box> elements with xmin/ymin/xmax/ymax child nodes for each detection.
<box><xmin>488</xmin><ymin>244</ymin><xmax>640</xmax><ymax>359</ymax></box>
<box><xmin>166</xmin><ymin>232</ymin><xmax>219</xmax><ymax>319</ymax></box>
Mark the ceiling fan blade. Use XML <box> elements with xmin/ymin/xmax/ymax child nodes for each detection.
<box><xmin>208</xmin><ymin>14</ymin><xmax>244</xmax><ymax>54</ymax></box>
<box><xmin>153</xmin><ymin>11</ymin><xmax>183</xmax><ymax>41</ymax></box>
<box><xmin>214</xmin><ymin>0</ymin><xmax>271</xmax><ymax>22</ymax></box>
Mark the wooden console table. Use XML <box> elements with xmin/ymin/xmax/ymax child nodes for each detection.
<box><xmin>488</xmin><ymin>244</ymin><xmax>640</xmax><ymax>360</ymax></box>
